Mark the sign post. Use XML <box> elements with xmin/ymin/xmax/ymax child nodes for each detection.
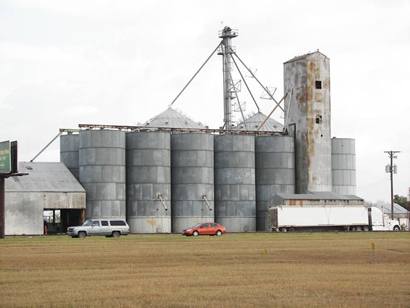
<box><xmin>0</xmin><ymin>141</ymin><xmax>11</xmax><ymax>238</ymax></box>
<box><xmin>0</xmin><ymin>140</ymin><xmax>23</xmax><ymax>238</ymax></box>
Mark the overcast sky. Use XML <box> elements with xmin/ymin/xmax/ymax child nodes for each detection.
<box><xmin>0</xmin><ymin>0</ymin><xmax>409</xmax><ymax>203</ymax></box>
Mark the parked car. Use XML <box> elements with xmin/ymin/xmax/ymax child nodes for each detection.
<box><xmin>67</xmin><ymin>219</ymin><xmax>129</xmax><ymax>238</ymax></box>
<box><xmin>183</xmin><ymin>223</ymin><xmax>226</xmax><ymax>236</ymax></box>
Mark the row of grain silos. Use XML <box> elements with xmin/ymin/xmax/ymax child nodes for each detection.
<box><xmin>61</xmin><ymin>130</ymin><xmax>355</xmax><ymax>233</ymax></box>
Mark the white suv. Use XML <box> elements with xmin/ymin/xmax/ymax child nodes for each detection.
<box><xmin>67</xmin><ymin>219</ymin><xmax>130</xmax><ymax>238</ymax></box>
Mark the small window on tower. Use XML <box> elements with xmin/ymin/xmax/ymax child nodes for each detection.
<box><xmin>316</xmin><ymin>115</ymin><xmax>322</xmax><ymax>124</ymax></box>
<box><xmin>315</xmin><ymin>80</ymin><xmax>322</xmax><ymax>89</ymax></box>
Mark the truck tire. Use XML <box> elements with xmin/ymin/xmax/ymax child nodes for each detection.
<box><xmin>393</xmin><ymin>226</ymin><xmax>400</xmax><ymax>231</ymax></box>
<box><xmin>280</xmin><ymin>227</ymin><xmax>287</xmax><ymax>233</ymax></box>
<box><xmin>78</xmin><ymin>231</ymin><xmax>86</xmax><ymax>239</ymax></box>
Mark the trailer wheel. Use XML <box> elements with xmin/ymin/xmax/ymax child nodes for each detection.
<box><xmin>393</xmin><ymin>225</ymin><xmax>400</xmax><ymax>231</ymax></box>
<box><xmin>280</xmin><ymin>227</ymin><xmax>287</xmax><ymax>233</ymax></box>
<box><xmin>363</xmin><ymin>226</ymin><xmax>369</xmax><ymax>232</ymax></box>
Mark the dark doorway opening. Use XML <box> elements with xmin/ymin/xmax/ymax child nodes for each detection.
<box><xmin>43</xmin><ymin>209</ymin><xmax>85</xmax><ymax>234</ymax></box>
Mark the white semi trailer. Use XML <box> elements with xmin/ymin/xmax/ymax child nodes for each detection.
<box><xmin>268</xmin><ymin>205</ymin><xmax>401</xmax><ymax>232</ymax></box>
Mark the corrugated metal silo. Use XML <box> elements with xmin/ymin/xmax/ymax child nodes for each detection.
<box><xmin>60</xmin><ymin>133</ymin><xmax>79</xmax><ymax>180</ymax></box>
<box><xmin>79</xmin><ymin>130</ymin><xmax>126</xmax><ymax>219</ymax></box>
<box><xmin>331</xmin><ymin>138</ymin><xmax>356</xmax><ymax>195</ymax></box>
<box><xmin>255</xmin><ymin>136</ymin><xmax>295</xmax><ymax>231</ymax></box>
<box><xmin>171</xmin><ymin>133</ymin><xmax>214</xmax><ymax>233</ymax></box>
<box><xmin>214</xmin><ymin>134</ymin><xmax>256</xmax><ymax>232</ymax></box>
<box><xmin>126</xmin><ymin>131</ymin><xmax>171</xmax><ymax>233</ymax></box>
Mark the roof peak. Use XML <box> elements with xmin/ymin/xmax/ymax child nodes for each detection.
<box><xmin>235</xmin><ymin>112</ymin><xmax>283</xmax><ymax>132</ymax></box>
<box><xmin>144</xmin><ymin>107</ymin><xmax>206</xmax><ymax>129</ymax></box>
<box><xmin>284</xmin><ymin>50</ymin><xmax>329</xmax><ymax>64</ymax></box>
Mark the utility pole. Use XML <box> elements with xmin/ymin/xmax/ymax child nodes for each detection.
<box><xmin>384</xmin><ymin>151</ymin><xmax>400</xmax><ymax>219</ymax></box>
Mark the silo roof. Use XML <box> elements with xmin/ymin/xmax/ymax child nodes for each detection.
<box><xmin>144</xmin><ymin>107</ymin><xmax>206</xmax><ymax>129</ymax></box>
<box><xmin>235</xmin><ymin>112</ymin><xmax>283</xmax><ymax>132</ymax></box>
<box><xmin>5</xmin><ymin>162</ymin><xmax>85</xmax><ymax>193</ymax></box>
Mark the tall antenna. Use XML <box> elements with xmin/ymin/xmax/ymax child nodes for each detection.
<box><xmin>219</xmin><ymin>27</ymin><xmax>238</xmax><ymax>130</ymax></box>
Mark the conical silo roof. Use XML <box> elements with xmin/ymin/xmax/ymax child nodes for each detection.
<box><xmin>235</xmin><ymin>112</ymin><xmax>283</xmax><ymax>132</ymax></box>
<box><xmin>144</xmin><ymin>107</ymin><xmax>206</xmax><ymax>129</ymax></box>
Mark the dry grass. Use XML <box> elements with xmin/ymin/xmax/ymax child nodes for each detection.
<box><xmin>1</xmin><ymin>232</ymin><xmax>410</xmax><ymax>307</ymax></box>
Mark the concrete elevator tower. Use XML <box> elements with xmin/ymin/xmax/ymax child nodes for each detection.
<box><xmin>284</xmin><ymin>51</ymin><xmax>332</xmax><ymax>193</ymax></box>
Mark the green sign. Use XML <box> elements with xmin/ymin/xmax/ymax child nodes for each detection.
<box><xmin>0</xmin><ymin>141</ymin><xmax>11</xmax><ymax>174</ymax></box>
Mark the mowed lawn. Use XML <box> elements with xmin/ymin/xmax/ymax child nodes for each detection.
<box><xmin>1</xmin><ymin>233</ymin><xmax>410</xmax><ymax>307</ymax></box>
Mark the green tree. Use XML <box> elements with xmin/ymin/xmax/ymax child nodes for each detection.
<box><xmin>393</xmin><ymin>195</ymin><xmax>409</xmax><ymax>210</ymax></box>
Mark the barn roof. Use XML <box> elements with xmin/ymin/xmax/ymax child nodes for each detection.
<box><xmin>5</xmin><ymin>162</ymin><xmax>85</xmax><ymax>193</ymax></box>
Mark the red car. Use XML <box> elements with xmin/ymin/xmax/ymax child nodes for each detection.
<box><xmin>183</xmin><ymin>223</ymin><xmax>226</xmax><ymax>236</ymax></box>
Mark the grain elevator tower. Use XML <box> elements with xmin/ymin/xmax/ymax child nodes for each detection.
<box><xmin>284</xmin><ymin>51</ymin><xmax>332</xmax><ymax>193</ymax></box>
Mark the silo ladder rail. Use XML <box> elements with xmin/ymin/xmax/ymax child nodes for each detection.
<box><xmin>201</xmin><ymin>194</ymin><xmax>213</xmax><ymax>211</ymax></box>
<box><xmin>155</xmin><ymin>193</ymin><xmax>168</xmax><ymax>211</ymax></box>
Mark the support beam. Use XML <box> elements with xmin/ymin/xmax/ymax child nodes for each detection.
<box><xmin>230</xmin><ymin>54</ymin><xmax>260</xmax><ymax>113</ymax></box>
<box><xmin>30</xmin><ymin>131</ymin><xmax>62</xmax><ymax>162</ymax></box>
<box><xmin>169</xmin><ymin>41</ymin><xmax>222</xmax><ymax>107</ymax></box>
<box><xmin>233</xmin><ymin>52</ymin><xmax>284</xmax><ymax>112</ymax></box>
<box><xmin>256</xmin><ymin>93</ymin><xmax>287</xmax><ymax>131</ymax></box>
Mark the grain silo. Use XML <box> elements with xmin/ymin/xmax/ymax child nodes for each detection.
<box><xmin>255</xmin><ymin>135</ymin><xmax>295</xmax><ymax>230</ymax></box>
<box><xmin>79</xmin><ymin>130</ymin><xmax>126</xmax><ymax>219</ymax></box>
<box><xmin>331</xmin><ymin>138</ymin><xmax>356</xmax><ymax>195</ymax></box>
<box><xmin>214</xmin><ymin>134</ymin><xmax>255</xmax><ymax>232</ymax></box>
<box><xmin>60</xmin><ymin>133</ymin><xmax>79</xmax><ymax>180</ymax></box>
<box><xmin>171</xmin><ymin>133</ymin><xmax>214</xmax><ymax>233</ymax></box>
<box><xmin>284</xmin><ymin>51</ymin><xmax>332</xmax><ymax>193</ymax></box>
<box><xmin>126</xmin><ymin>131</ymin><xmax>171</xmax><ymax>233</ymax></box>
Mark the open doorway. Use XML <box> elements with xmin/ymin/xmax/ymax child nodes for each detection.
<box><xmin>43</xmin><ymin>209</ymin><xmax>85</xmax><ymax>234</ymax></box>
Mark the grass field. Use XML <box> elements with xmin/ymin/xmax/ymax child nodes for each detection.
<box><xmin>1</xmin><ymin>233</ymin><xmax>410</xmax><ymax>307</ymax></box>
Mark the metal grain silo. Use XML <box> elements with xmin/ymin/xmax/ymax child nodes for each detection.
<box><xmin>214</xmin><ymin>134</ymin><xmax>255</xmax><ymax>232</ymax></box>
<box><xmin>79</xmin><ymin>130</ymin><xmax>126</xmax><ymax>219</ymax></box>
<box><xmin>331</xmin><ymin>138</ymin><xmax>356</xmax><ymax>195</ymax></box>
<box><xmin>60</xmin><ymin>133</ymin><xmax>79</xmax><ymax>180</ymax></box>
<box><xmin>171</xmin><ymin>133</ymin><xmax>214</xmax><ymax>233</ymax></box>
<box><xmin>126</xmin><ymin>131</ymin><xmax>171</xmax><ymax>233</ymax></box>
<box><xmin>255</xmin><ymin>136</ymin><xmax>295</xmax><ymax>231</ymax></box>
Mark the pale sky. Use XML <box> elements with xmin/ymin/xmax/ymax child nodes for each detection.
<box><xmin>0</xmin><ymin>0</ymin><xmax>409</xmax><ymax>203</ymax></box>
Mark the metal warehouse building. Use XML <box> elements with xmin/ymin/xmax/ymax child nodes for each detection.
<box><xmin>5</xmin><ymin>162</ymin><xmax>85</xmax><ymax>235</ymax></box>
